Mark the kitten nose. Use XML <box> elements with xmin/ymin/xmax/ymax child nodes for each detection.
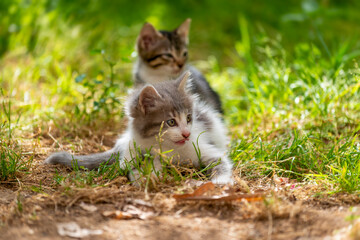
<box><xmin>177</xmin><ymin>63</ymin><xmax>184</xmax><ymax>69</ymax></box>
<box><xmin>182</xmin><ymin>131</ymin><xmax>190</xmax><ymax>139</ymax></box>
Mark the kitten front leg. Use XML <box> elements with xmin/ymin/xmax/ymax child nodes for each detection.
<box><xmin>199</xmin><ymin>146</ymin><xmax>233</xmax><ymax>185</ymax></box>
<box><xmin>206</xmin><ymin>156</ymin><xmax>233</xmax><ymax>185</ymax></box>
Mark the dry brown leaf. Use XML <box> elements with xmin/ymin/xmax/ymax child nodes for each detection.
<box><xmin>173</xmin><ymin>182</ymin><xmax>264</xmax><ymax>202</ymax></box>
<box><xmin>173</xmin><ymin>182</ymin><xmax>215</xmax><ymax>200</ymax></box>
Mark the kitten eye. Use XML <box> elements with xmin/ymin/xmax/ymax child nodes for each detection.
<box><xmin>166</xmin><ymin>119</ymin><xmax>177</xmax><ymax>127</ymax></box>
<box><xmin>187</xmin><ymin>114</ymin><xmax>192</xmax><ymax>123</ymax></box>
<box><xmin>163</xmin><ymin>53</ymin><xmax>174</xmax><ymax>59</ymax></box>
<box><xmin>183</xmin><ymin>51</ymin><xmax>188</xmax><ymax>57</ymax></box>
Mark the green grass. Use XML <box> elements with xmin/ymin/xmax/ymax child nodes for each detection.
<box><xmin>1</xmin><ymin>0</ymin><xmax>360</xmax><ymax>194</ymax></box>
<box><xmin>0</xmin><ymin>88</ymin><xmax>31</xmax><ymax>181</ymax></box>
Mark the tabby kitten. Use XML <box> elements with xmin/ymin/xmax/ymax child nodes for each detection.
<box><xmin>45</xmin><ymin>72</ymin><xmax>233</xmax><ymax>184</ymax></box>
<box><xmin>133</xmin><ymin>19</ymin><xmax>223</xmax><ymax>113</ymax></box>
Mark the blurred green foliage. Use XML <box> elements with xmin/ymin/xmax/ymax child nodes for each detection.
<box><xmin>1</xmin><ymin>0</ymin><xmax>360</xmax><ymax>61</ymax></box>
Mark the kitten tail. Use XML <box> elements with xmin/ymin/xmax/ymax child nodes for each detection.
<box><xmin>44</xmin><ymin>150</ymin><xmax>119</xmax><ymax>170</ymax></box>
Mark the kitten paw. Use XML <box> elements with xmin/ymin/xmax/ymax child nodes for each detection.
<box><xmin>210</xmin><ymin>175</ymin><xmax>234</xmax><ymax>185</ymax></box>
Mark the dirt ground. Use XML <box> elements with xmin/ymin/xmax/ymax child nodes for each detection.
<box><xmin>1</xmin><ymin>133</ymin><xmax>360</xmax><ymax>240</ymax></box>
<box><xmin>1</xmin><ymin>168</ymin><xmax>360</xmax><ymax>240</ymax></box>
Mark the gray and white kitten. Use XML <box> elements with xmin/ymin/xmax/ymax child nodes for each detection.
<box><xmin>45</xmin><ymin>72</ymin><xmax>233</xmax><ymax>184</ymax></box>
<box><xmin>133</xmin><ymin>19</ymin><xmax>223</xmax><ymax>113</ymax></box>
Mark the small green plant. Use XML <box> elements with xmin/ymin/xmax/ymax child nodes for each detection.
<box><xmin>192</xmin><ymin>131</ymin><xmax>205</xmax><ymax>168</ymax></box>
<box><xmin>0</xmin><ymin>143</ymin><xmax>24</xmax><ymax>181</ymax></box>
<box><xmin>125</xmin><ymin>141</ymin><xmax>158</xmax><ymax>194</ymax></box>
<box><xmin>53</xmin><ymin>170</ymin><xmax>67</xmax><ymax>186</ymax></box>
<box><xmin>73</xmin><ymin>50</ymin><xmax>128</xmax><ymax>124</ymax></box>
<box><xmin>96</xmin><ymin>152</ymin><xmax>127</xmax><ymax>180</ymax></box>
<box><xmin>0</xmin><ymin>88</ymin><xmax>29</xmax><ymax>181</ymax></box>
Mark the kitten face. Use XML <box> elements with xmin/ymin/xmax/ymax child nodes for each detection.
<box><xmin>129</xmin><ymin>72</ymin><xmax>193</xmax><ymax>146</ymax></box>
<box><xmin>162</xmin><ymin>109</ymin><xmax>193</xmax><ymax>147</ymax></box>
<box><xmin>137</xmin><ymin>19</ymin><xmax>191</xmax><ymax>76</ymax></box>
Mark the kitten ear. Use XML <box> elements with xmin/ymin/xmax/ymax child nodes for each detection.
<box><xmin>139</xmin><ymin>85</ymin><xmax>162</xmax><ymax>114</ymax></box>
<box><xmin>178</xmin><ymin>71</ymin><xmax>191</xmax><ymax>92</ymax></box>
<box><xmin>138</xmin><ymin>23</ymin><xmax>163</xmax><ymax>50</ymax></box>
<box><xmin>176</xmin><ymin>18</ymin><xmax>191</xmax><ymax>44</ymax></box>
